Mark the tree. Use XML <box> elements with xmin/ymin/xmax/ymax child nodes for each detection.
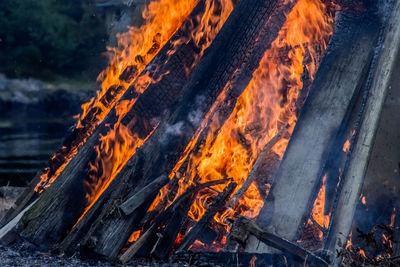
<box><xmin>0</xmin><ymin>0</ymin><xmax>107</xmax><ymax>80</ymax></box>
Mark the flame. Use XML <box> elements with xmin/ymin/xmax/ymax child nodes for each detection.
<box><xmin>35</xmin><ymin>0</ymin><xmax>235</xmax><ymax>193</ymax></box>
<box><xmin>311</xmin><ymin>174</ymin><xmax>330</xmax><ymax>232</ymax></box>
<box><xmin>342</xmin><ymin>139</ymin><xmax>351</xmax><ymax>153</ymax></box>
<box><xmin>250</xmin><ymin>255</ymin><xmax>258</xmax><ymax>267</ymax></box>
<box><xmin>34</xmin><ymin>0</ymin><xmax>201</xmax><ymax>192</ymax></box>
<box><xmin>78</xmin><ymin>0</ymin><xmax>202</xmax><ymax>126</ymax></box>
<box><xmin>75</xmin><ymin>0</ymin><xmax>234</xmax><ymax>225</ymax></box>
<box><xmin>143</xmin><ymin>0</ymin><xmax>334</xmax><ymax>250</ymax></box>
<box><xmin>128</xmin><ymin>230</ymin><xmax>142</xmax><ymax>243</ymax></box>
<box><xmin>156</xmin><ymin>0</ymin><xmax>333</xmax><ymax>239</ymax></box>
<box><xmin>345</xmin><ymin>232</ymin><xmax>353</xmax><ymax>250</ymax></box>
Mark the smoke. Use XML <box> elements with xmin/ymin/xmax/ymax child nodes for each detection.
<box><xmin>159</xmin><ymin>121</ymin><xmax>185</xmax><ymax>144</ymax></box>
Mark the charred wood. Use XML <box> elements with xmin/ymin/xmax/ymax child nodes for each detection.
<box><xmin>177</xmin><ymin>182</ymin><xmax>237</xmax><ymax>251</ymax></box>
<box><xmin>119</xmin><ymin>175</ymin><xmax>169</xmax><ymax>216</ymax></box>
<box><xmin>118</xmin><ymin>179</ymin><xmax>231</xmax><ymax>263</ymax></box>
<box><xmin>227</xmin><ymin>216</ymin><xmax>328</xmax><ymax>266</ymax></box>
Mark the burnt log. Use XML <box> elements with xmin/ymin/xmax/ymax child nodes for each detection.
<box><xmin>57</xmin><ymin>0</ymin><xmax>298</xmax><ymax>260</ymax></box>
<box><xmin>16</xmin><ymin>0</ymin><xmax>231</xmax><ymax>249</ymax></box>
<box><xmin>149</xmin><ymin>192</ymin><xmax>194</xmax><ymax>259</ymax></box>
<box><xmin>118</xmin><ymin>179</ymin><xmax>230</xmax><ymax>263</ymax></box>
<box><xmin>324</xmin><ymin>1</ymin><xmax>400</xmax><ymax>265</ymax></box>
<box><xmin>246</xmin><ymin>9</ymin><xmax>381</xmax><ymax>253</ymax></box>
<box><xmin>177</xmin><ymin>182</ymin><xmax>237</xmax><ymax>251</ymax></box>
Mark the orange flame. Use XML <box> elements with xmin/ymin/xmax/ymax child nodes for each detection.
<box><xmin>310</xmin><ymin>174</ymin><xmax>330</xmax><ymax>234</ymax></box>
<box><xmin>78</xmin><ymin>0</ymin><xmax>202</xmax><ymax>126</ymax></box>
<box><xmin>34</xmin><ymin>0</ymin><xmax>203</xmax><ymax>192</ymax></box>
<box><xmin>145</xmin><ymin>0</ymin><xmax>334</xmax><ymax>249</ymax></box>
<box><xmin>169</xmin><ymin>0</ymin><xmax>333</xmax><ymax>231</ymax></box>
<box><xmin>76</xmin><ymin>0</ymin><xmax>234</xmax><ymax>225</ymax></box>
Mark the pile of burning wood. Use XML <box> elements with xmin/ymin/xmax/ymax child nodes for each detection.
<box><xmin>0</xmin><ymin>0</ymin><xmax>399</xmax><ymax>266</ymax></box>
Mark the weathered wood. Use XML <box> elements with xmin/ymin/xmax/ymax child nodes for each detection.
<box><xmin>0</xmin><ymin>199</ymin><xmax>38</xmax><ymax>245</ymax></box>
<box><xmin>229</xmin><ymin>216</ymin><xmax>328</xmax><ymax>266</ymax></box>
<box><xmin>0</xmin><ymin>177</ymin><xmax>40</xmax><ymax>228</ymax></box>
<box><xmin>119</xmin><ymin>174</ymin><xmax>169</xmax><ymax>216</ymax></box>
<box><xmin>324</xmin><ymin>1</ymin><xmax>400</xmax><ymax>265</ymax></box>
<box><xmin>149</xmin><ymin>194</ymin><xmax>194</xmax><ymax>259</ymax></box>
<box><xmin>177</xmin><ymin>182</ymin><xmax>237</xmax><ymax>251</ymax></box>
<box><xmin>59</xmin><ymin>0</ymin><xmax>295</xmax><ymax>260</ymax></box>
<box><xmin>17</xmin><ymin>0</ymin><xmax>229</xmax><ymax>250</ymax></box>
<box><xmin>227</xmin><ymin>123</ymin><xmax>289</xmax><ymax>210</ymax></box>
<box><xmin>246</xmin><ymin>10</ymin><xmax>381</xmax><ymax>253</ymax></box>
<box><xmin>118</xmin><ymin>179</ymin><xmax>230</xmax><ymax>263</ymax></box>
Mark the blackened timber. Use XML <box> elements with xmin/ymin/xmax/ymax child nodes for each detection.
<box><xmin>16</xmin><ymin>0</ymin><xmax>227</xmax><ymax>250</ymax></box>
<box><xmin>177</xmin><ymin>182</ymin><xmax>237</xmax><ymax>251</ymax></box>
<box><xmin>67</xmin><ymin>0</ymin><xmax>295</xmax><ymax>260</ymax></box>
<box><xmin>118</xmin><ymin>179</ymin><xmax>231</xmax><ymax>263</ymax></box>
<box><xmin>149</xmin><ymin>193</ymin><xmax>194</xmax><ymax>259</ymax></box>
<box><xmin>246</xmin><ymin>10</ymin><xmax>381</xmax><ymax>253</ymax></box>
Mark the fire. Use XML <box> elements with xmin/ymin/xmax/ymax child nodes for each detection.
<box><xmin>35</xmin><ymin>0</ymin><xmax>235</xmax><ymax>193</ymax></box>
<box><xmin>148</xmin><ymin>0</ymin><xmax>334</xmax><ymax>247</ymax></box>
<box><xmin>78</xmin><ymin>0</ymin><xmax>201</xmax><ymax>126</ymax></box>
<box><xmin>310</xmin><ymin>174</ymin><xmax>330</xmax><ymax>235</ymax></box>
<box><xmin>34</xmin><ymin>0</ymin><xmax>201</xmax><ymax>192</ymax></box>
<box><xmin>343</xmin><ymin>139</ymin><xmax>351</xmax><ymax>153</ymax></box>
<box><xmin>76</xmin><ymin>0</ymin><xmax>234</xmax><ymax>224</ymax></box>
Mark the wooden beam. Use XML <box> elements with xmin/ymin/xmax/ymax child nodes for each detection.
<box><xmin>118</xmin><ymin>179</ymin><xmax>230</xmax><ymax>263</ymax></box>
<box><xmin>176</xmin><ymin>182</ymin><xmax>237</xmax><ymax>251</ymax></box>
<box><xmin>119</xmin><ymin>175</ymin><xmax>169</xmax><ymax>216</ymax></box>
<box><xmin>324</xmin><ymin>1</ymin><xmax>400</xmax><ymax>265</ymax></box>
<box><xmin>228</xmin><ymin>216</ymin><xmax>328</xmax><ymax>266</ymax></box>
<box><xmin>246</xmin><ymin>9</ymin><xmax>381</xmax><ymax>252</ymax></box>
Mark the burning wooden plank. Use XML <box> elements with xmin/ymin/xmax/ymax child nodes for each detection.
<box><xmin>176</xmin><ymin>182</ymin><xmax>237</xmax><ymax>251</ymax></box>
<box><xmin>117</xmin><ymin>179</ymin><xmax>232</xmax><ymax>263</ymax></box>
<box><xmin>246</xmin><ymin>7</ymin><xmax>381</xmax><ymax>253</ymax></box>
<box><xmin>324</xmin><ymin>0</ymin><xmax>400</xmax><ymax>265</ymax></box>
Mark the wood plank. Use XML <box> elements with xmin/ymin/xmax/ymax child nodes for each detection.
<box><xmin>177</xmin><ymin>182</ymin><xmax>237</xmax><ymax>251</ymax></box>
<box><xmin>228</xmin><ymin>216</ymin><xmax>328</xmax><ymax>266</ymax></box>
<box><xmin>246</xmin><ymin>9</ymin><xmax>381</xmax><ymax>252</ymax></box>
<box><xmin>119</xmin><ymin>175</ymin><xmax>169</xmax><ymax>216</ymax></box>
<box><xmin>324</xmin><ymin>1</ymin><xmax>400</xmax><ymax>265</ymax></box>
